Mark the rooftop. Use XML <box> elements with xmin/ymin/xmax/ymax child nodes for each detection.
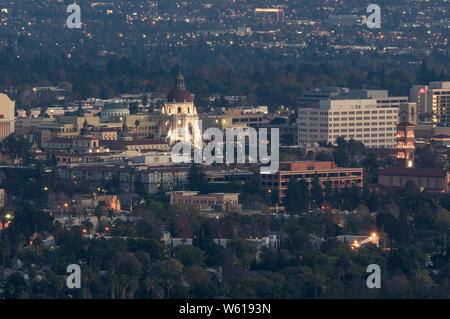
<box><xmin>379</xmin><ymin>167</ymin><xmax>449</xmax><ymax>177</ymax></box>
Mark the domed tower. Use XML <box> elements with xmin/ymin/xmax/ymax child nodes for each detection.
<box><xmin>161</xmin><ymin>68</ymin><xmax>201</xmax><ymax>146</ymax></box>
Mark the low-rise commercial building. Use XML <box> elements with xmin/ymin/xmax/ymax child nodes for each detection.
<box><xmin>169</xmin><ymin>191</ymin><xmax>241</xmax><ymax>212</ymax></box>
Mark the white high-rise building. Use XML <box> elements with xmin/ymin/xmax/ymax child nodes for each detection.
<box><xmin>410</xmin><ymin>82</ymin><xmax>450</xmax><ymax>123</ymax></box>
<box><xmin>298</xmin><ymin>99</ymin><xmax>398</xmax><ymax>148</ymax></box>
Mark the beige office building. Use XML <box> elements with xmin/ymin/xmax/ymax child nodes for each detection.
<box><xmin>398</xmin><ymin>102</ymin><xmax>417</xmax><ymax>124</ymax></box>
<box><xmin>298</xmin><ymin>99</ymin><xmax>398</xmax><ymax>148</ymax></box>
<box><xmin>0</xmin><ymin>94</ymin><xmax>15</xmax><ymax>140</ymax></box>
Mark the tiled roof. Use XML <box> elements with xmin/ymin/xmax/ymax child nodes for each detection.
<box><xmin>379</xmin><ymin>167</ymin><xmax>448</xmax><ymax>177</ymax></box>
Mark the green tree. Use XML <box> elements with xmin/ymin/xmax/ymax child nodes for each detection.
<box><xmin>129</xmin><ymin>102</ymin><xmax>139</xmax><ymax>114</ymax></box>
<box><xmin>188</xmin><ymin>164</ymin><xmax>207</xmax><ymax>192</ymax></box>
<box><xmin>174</xmin><ymin>245</ymin><xmax>206</xmax><ymax>267</ymax></box>
<box><xmin>285</xmin><ymin>177</ymin><xmax>309</xmax><ymax>215</ymax></box>
<box><xmin>311</xmin><ymin>175</ymin><xmax>323</xmax><ymax>209</ymax></box>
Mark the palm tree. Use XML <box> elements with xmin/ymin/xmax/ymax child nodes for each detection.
<box><xmin>118</xmin><ymin>274</ymin><xmax>129</xmax><ymax>299</ymax></box>
<box><xmin>144</xmin><ymin>275</ymin><xmax>156</xmax><ymax>298</ymax></box>
<box><xmin>127</xmin><ymin>277</ymin><xmax>139</xmax><ymax>299</ymax></box>
<box><xmin>107</xmin><ymin>270</ymin><xmax>118</xmax><ymax>299</ymax></box>
<box><xmin>94</xmin><ymin>205</ymin><xmax>104</xmax><ymax>233</ymax></box>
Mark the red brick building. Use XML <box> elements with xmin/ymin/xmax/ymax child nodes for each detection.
<box><xmin>260</xmin><ymin>161</ymin><xmax>364</xmax><ymax>204</ymax></box>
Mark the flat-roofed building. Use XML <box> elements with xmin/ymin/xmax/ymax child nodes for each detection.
<box><xmin>260</xmin><ymin>161</ymin><xmax>364</xmax><ymax>204</ymax></box>
<box><xmin>58</xmin><ymin>164</ymin><xmax>189</xmax><ymax>194</ymax></box>
<box><xmin>410</xmin><ymin>82</ymin><xmax>450</xmax><ymax>123</ymax></box>
<box><xmin>92</xmin><ymin>127</ymin><xmax>118</xmax><ymax>140</ymax></box>
<box><xmin>72</xmin><ymin>193</ymin><xmax>121</xmax><ymax>211</ymax></box>
<box><xmin>204</xmin><ymin>167</ymin><xmax>253</xmax><ymax>184</ymax></box>
<box><xmin>100</xmin><ymin>138</ymin><xmax>169</xmax><ymax>151</ymax></box>
<box><xmin>44</xmin><ymin>136</ymin><xmax>101</xmax><ymax>153</ymax></box>
<box><xmin>0</xmin><ymin>93</ymin><xmax>15</xmax><ymax>140</ymax></box>
<box><xmin>297</xmin><ymin>99</ymin><xmax>399</xmax><ymax>148</ymax></box>
<box><xmin>223</xmin><ymin>107</ymin><xmax>271</xmax><ymax>128</ymax></box>
<box><xmin>169</xmin><ymin>191</ymin><xmax>241</xmax><ymax>212</ymax></box>
<box><xmin>399</xmin><ymin>102</ymin><xmax>417</xmax><ymax>124</ymax></box>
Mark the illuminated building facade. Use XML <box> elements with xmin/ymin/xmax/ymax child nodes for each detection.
<box><xmin>161</xmin><ymin>69</ymin><xmax>201</xmax><ymax>147</ymax></box>
<box><xmin>396</xmin><ymin>122</ymin><xmax>415</xmax><ymax>168</ymax></box>
<box><xmin>410</xmin><ymin>82</ymin><xmax>450</xmax><ymax>123</ymax></box>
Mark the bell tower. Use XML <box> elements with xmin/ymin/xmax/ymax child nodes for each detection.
<box><xmin>396</xmin><ymin>122</ymin><xmax>415</xmax><ymax>168</ymax></box>
<box><xmin>161</xmin><ymin>68</ymin><xmax>201</xmax><ymax>146</ymax></box>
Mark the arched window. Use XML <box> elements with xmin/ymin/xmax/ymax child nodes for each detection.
<box><xmin>178</xmin><ymin>107</ymin><xmax>182</xmax><ymax>114</ymax></box>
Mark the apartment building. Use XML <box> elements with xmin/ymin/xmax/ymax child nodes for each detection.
<box><xmin>297</xmin><ymin>99</ymin><xmax>399</xmax><ymax>148</ymax></box>
<box><xmin>44</xmin><ymin>136</ymin><xmax>101</xmax><ymax>152</ymax></box>
<box><xmin>260</xmin><ymin>161</ymin><xmax>364</xmax><ymax>204</ymax></box>
<box><xmin>58</xmin><ymin>164</ymin><xmax>189</xmax><ymax>194</ymax></box>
